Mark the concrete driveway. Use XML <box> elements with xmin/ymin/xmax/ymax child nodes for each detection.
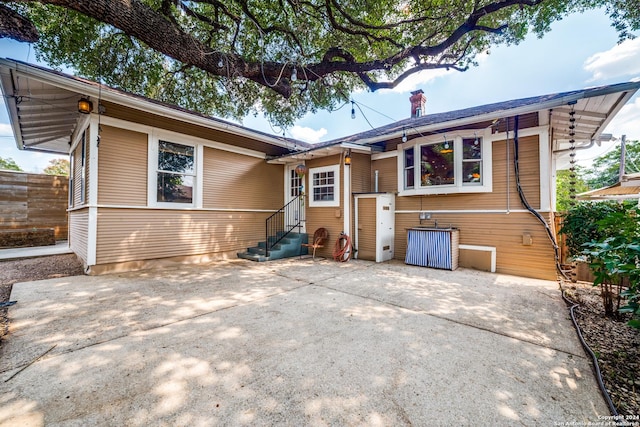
<box><xmin>0</xmin><ymin>258</ymin><xmax>608</xmax><ymax>426</ymax></box>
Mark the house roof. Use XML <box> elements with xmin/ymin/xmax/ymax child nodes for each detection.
<box><xmin>577</xmin><ymin>173</ymin><xmax>640</xmax><ymax>201</ymax></box>
<box><xmin>2</xmin><ymin>57</ymin><xmax>639</xmax><ymax>161</ymax></box>
<box><xmin>0</xmin><ymin>58</ymin><xmax>309</xmax><ymax>155</ymax></box>
<box><xmin>269</xmin><ymin>81</ymin><xmax>640</xmax><ymax>163</ymax></box>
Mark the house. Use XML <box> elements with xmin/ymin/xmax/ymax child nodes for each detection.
<box><xmin>2</xmin><ymin>58</ymin><xmax>638</xmax><ymax>280</ymax></box>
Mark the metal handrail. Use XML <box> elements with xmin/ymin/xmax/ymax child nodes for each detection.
<box><xmin>265</xmin><ymin>194</ymin><xmax>304</xmax><ymax>256</ymax></box>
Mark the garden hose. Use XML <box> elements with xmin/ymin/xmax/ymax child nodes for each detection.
<box><xmin>561</xmin><ymin>290</ymin><xmax>618</xmax><ymax>416</ymax></box>
<box><xmin>333</xmin><ymin>233</ymin><xmax>353</xmax><ymax>262</ymax></box>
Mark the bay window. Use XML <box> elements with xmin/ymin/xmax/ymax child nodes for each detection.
<box><xmin>398</xmin><ymin>134</ymin><xmax>491</xmax><ymax>195</ymax></box>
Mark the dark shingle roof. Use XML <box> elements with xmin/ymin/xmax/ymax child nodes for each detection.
<box><xmin>301</xmin><ymin>81</ymin><xmax>640</xmax><ymax>152</ymax></box>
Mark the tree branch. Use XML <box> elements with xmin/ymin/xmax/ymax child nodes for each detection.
<box><xmin>0</xmin><ymin>4</ymin><xmax>38</xmax><ymax>42</ymax></box>
<box><xmin>4</xmin><ymin>0</ymin><xmax>548</xmax><ymax>99</ymax></box>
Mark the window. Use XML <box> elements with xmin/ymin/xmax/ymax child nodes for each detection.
<box><xmin>404</xmin><ymin>148</ymin><xmax>414</xmax><ymax>189</ymax></box>
<box><xmin>308</xmin><ymin>165</ymin><xmax>340</xmax><ymax>207</ymax></box>
<box><xmin>290</xmin><ymin>169</ymin><xmax>302</xmax><ymax>197</ymax></box>
<box><xmin>462</xmin><ymin>137</ymin><xmax>482</xmax><ymax>185</ymax></box>
<box><xmin>420</xmin><ymin>141</ymin><xmax>454</xmax><ymax>186</ymax></box>
<box><xmin>156</xmin><ymin>140</ymin><xmax>195</xmax><ymax>204</ymax></box>
<box><xmin>398</xmin><ymin>134</ymin><xmax>491</xmax><ymax>196</ymax></box>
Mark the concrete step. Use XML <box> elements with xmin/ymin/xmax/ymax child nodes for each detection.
<box><xmin>238</xmin><ymin>232</ymin><xmax>309</xmax><ymax>262</ymax></box>
<box><xmin>237</xmin><ymin>251</ymin><xmax>268</xmax><ymax>262</ymax></box>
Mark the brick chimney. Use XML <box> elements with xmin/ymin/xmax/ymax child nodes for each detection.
<box><xmin>410</xmin><ymin>89</ymin><xmax>426</xmax><ymax>118</ymax></box>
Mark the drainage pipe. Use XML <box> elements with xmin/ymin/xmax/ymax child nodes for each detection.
<box><xmin>374</xmin><ymin>170</ymin><xmax>379</xmax><ymax>193</ymax></box>
<box><xmin>511</xmin><ymin>115</ymin><xmax>567</xmax><ymax>279</ymax></box>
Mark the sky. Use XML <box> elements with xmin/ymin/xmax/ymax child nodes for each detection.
<box><xmin>1</xmin><ymin>8</ymin><xmax>639</xmax><ymax>173</ymax></box>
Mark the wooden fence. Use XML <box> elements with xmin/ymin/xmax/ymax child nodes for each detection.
<box><xmin>554</xmin><ymin>213</ymin><xmax>568</xmax><ymax>265</ymax></box>
<box><xmin>0</xmin><ymin>170</ymin><xmax>68</xmax><ymax>240</ymax></box>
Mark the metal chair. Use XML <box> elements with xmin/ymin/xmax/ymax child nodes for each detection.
<box><xmin>301</xmin><ymin>227</ymin><xmax>329</xmax><ymax>260</ymax></box>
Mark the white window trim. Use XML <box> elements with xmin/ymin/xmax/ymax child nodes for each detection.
<box><xmin>80</xmin><ymin>131</ymin><xmax>87</xmax><ymax>205</ymax></box>
<box><xmin>397</xmin><ymin>130</ymin><xmax>493</xmax><ymax>196</ymax></box>
<box><xmin>68</xmin><ymin>151</ymin><xmax>75</xmax><ymax>208</ymax></box>
<box><xmin>148</xmin><ymin>130</ymin><xmax>202</xmax><ymax>208</ymax></box>
<box><xmin>308</xmin><ymin>164</ymin><xmax>340</xmax><ymax>207</ymax></box>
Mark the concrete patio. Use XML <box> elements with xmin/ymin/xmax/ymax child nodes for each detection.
<box><xmin>0</xmin><ymin>258</ymin><xmax>608</xmax><ymax>426</ymax></box>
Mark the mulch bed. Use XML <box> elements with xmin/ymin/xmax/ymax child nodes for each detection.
<box><xmin>562</xmin><ymin>280</ymin><xmax>640</xmax><ymax>416</ymax></box>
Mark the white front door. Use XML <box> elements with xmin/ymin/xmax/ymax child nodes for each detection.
<box><xmin>285</xmin><ymin>164</ymin><xmax>305</xmax><ymax>233</ymax></box>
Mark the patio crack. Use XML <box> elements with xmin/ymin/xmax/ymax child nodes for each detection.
<box><xmin>315</xmin><ymin>283</ymin><xmax>588</xmax><ymax>359</ymax></box>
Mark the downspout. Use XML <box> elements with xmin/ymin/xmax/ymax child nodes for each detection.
<box><xmin>374</xmin><ymin>170</ymin><xmax>379</xmax><ymax>193</ymax></box>
<box><xmin>506</xmin><ymin>117</ymin><xmax>510</xmax><ymax>214</ymax></box>
<box><xmin>619</xmin><ymin>135</ymin><xmax>627</xmax><ymax>180</ymax></box>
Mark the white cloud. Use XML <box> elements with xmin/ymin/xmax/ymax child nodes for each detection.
<box><xmin>290</xmin><ymin>125</ymin><xmax>327</xmax><ymax>143</ymax></box>
<box><xmin>584</xmin><ymin>38</ymin><xmax>640</xmax><ymax>82</ymax></box>
<box><xmin>387</xmin><ymin>68</ymin><xmax>452</xmax><ymax>93</ymax></box>
<box><xmin>385</xmin><ymin>50</ymin><xmax>490</xmax><ymax>93</ymax></box>
<box><xmin>0</xmin><ymin>123</ymin><xmax>12</xmax><ymax>136</ymax></box>
<box><xmin>604</xmin><ymin>96</ymin><xmax>640</xmax><ymax>141</ymax></box>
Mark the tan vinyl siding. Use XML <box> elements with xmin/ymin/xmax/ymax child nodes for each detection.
<box><xmin>304</xmin><ymin>208</ymin><xmax>343</xmax><ymax>259</ymax></box>
<box><xmin>394</xmin><ymin>212</ymin><xmax>556</xmax><ymax>280</ymax></box>
<box><xmin>371</xmin><ymin>157</ymin><xmax>397</xmax><ymax>193</ymax></box>
<box><xmin>95</xmin><ymin>208</ymin><xmax>269</xmax><ymax>264</ymax></box>
<box><xmin>395</xmin><ymin>135</ymin><xmax>541</xmax><ymax>211</ymax></box>
<box><xmin>304</xmin><ymin>155</ymin><xmax>343</xmax><ymax>258</ymax></box>
<box><xmin>350</xmin><ymin>153</ymin><xmax>371</xmax><ymax>235</ymax></box>
<box><xmin>459</xmin><ymin>248</ymin><xmax>493</xmax><ymax>272</ymax></box>
<box><xmin>203</xmin><ymin>147</ymin><xmax>283</xmax><ymax>210</ymax></box>
<box><xmin>69</xmin><ymin>209</ymin><xmax>89</xmax><ymax>264</ymax></box>
<box><xmin>101</xmin><ymin>101</ymin><xmax>289</xmax><ymax>157</ymax></box>
<box><xmin>98</xmin><ymin>126</ymin><xmax>148</xmax><ymax>206</ymax></box>
<box><xmin>351</xmin><ymin>153</ymin><xmax>371</xmax><ymax>194</ymax></box>
<box><xmin>356</xmin><ymin>198</ymin><xmax>376</xmax><ymax>260</ymax></box>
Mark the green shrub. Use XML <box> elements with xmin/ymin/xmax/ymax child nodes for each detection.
<box><xmin>559</xmin><ymin>201</ymin><xmax>633</xmax><ymax>259</ymax></box>
<box><xmin>581</xmin><ymin>206</ymin><xmax>640</xmax><ymax>328</ymax></box>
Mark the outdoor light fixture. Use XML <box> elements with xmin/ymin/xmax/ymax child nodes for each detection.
<box><xmin>291</xmin><ymin>67</ymin><xmax>297</xmax><ymax>82</ymax></box>
<box><xmin>77</xmin><ymin>98</ymin><xmax>93</xmax><ymax>114</ymax></box>
<box><xmin>344</xmin><ymin>150</ymin><xmax>352</xmax><ymax>165</ymax></box>
<box><xmin>402</xmin><ymin>128</ymin><xmax>407</xmax><ymax>143</ymax></box>
<box><xmin>443</xmin><ymin>134</ymin><xmax>450</xmax><ymax>150</ymax></box>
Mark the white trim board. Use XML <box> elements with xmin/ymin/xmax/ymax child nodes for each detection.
<box><xmin>69</xmin><ymin>204</ymin><xmax>278</xmax><ymax>213</ymax></box>
<box><xmin>459</xmin><ymin>244</ymin><xmax>496</xmax><ymax>273</ymax></box>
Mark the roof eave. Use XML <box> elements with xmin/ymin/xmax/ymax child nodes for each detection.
<box><xmin>0</xmin><ymin>67</ymin><xmax>25</xmax><ymax>151</ymax></box>
<box><xmin>267</xmin><ymin>142</ymin><xmax>371</xmax><ymax>164</ymax></box>
<box><xmin>0</xmin><ymin>58</ymin><xmax>303</xmax><ymax>152</ymax></box>
<box><xmin>350</xmin><ymin>82</ymin><xmax>640</xmax><ymax>146</ymax></box>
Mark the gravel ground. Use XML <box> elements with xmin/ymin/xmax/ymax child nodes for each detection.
<box><xmin>563</xmin><ymin>281</ymin><xmax>640</xmax><ymax>416</ymax></box>
<box><xmin>0</xmin><ymin>254</ymin><xmax>84</xmax><ymax>340</ymax></box>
